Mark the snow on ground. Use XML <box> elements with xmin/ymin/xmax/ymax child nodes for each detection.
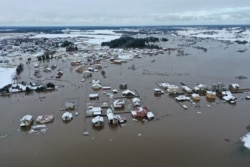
<box><xmin>31</xmin><ymin>30</ymin><xmax>121</xmax><ymax>44</ymax></box>
<box><xmin>241</xmin><ymin>132</ymin><xmax>250</xmax><ymax>149</ymax></box>
<box><xmin>176</xmin><ymin>27</ymin><xmax>250</xmax><ymax>43</ymax></box>
<box><xmin>0</xmin><ymin>67</ymin><xmax>16</xmax><ymax>89</ymax></box>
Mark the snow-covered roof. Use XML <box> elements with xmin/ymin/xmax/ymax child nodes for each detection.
<box><xmin>206</xmin><ymin>91</ymin><xmax>216</xmax><ymax>95</ymax></box>
<box><xmin>231</xmin><ymin>83</ymin><xmax>240</xmax><ymax>89</ymax></box>
<box><xmin>113</xmin><ymin>99</ymin><xmax>125</xmax><ymax>107</ymax></box>
<box><xmin>20</xmin><ymin>115</ymin><xmax>33</xmax><ymax>122</ymax></box>
<box><xmin>90</xmin><ymin>107</ymin><xmax>102</xmax><ymax>112</ymax></box>
<box><xmin>175</xmin><ymin>95</ymin><xmax>190</xmax><ymax>101</ymax></box>
<box><xmin>182</xmin><ymin>86</ymin><xmax>192</xmax><ymax>92</ymax></box>
<box><xmin>107</xmin><ymin>112</ymin><xmax>115</xmax><ymax>120</ymax></box>
<box><xmin>122</xmin><ymin>89</ymin><xmax>136</xmax><ymax>96</ymax></box>
<box><xmin>92</xmin><ymin>116</ymin><xmax>104</xmax><ymax>124</ymax></box>
<box><xmin>194</xmin><ymin>84</ymin><xmax>206</xmax><ymax>90</ymax></box>
<box><xmin>62</xmin><ymin>112</ymin><xmax>73</xmax><ymax>121</ymax></box>
<box><xmin>222</xmin><ymin>91</ymin><xmax>236</xmax><ymax>101</ymax></box>
<box><xmin>147</xmin><ymin>112</ymin><xmax>154</xmax><ymax>119</ymax></box>
<box><xmin>159</xmin><ymin>82</ymin><xmax>170</xmax><ymax>88</ymax></box>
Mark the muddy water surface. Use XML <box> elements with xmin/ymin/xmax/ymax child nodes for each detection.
<box><xmin>1</xmin><ymin>37</ymin><xmax>250</xmax><ymax>167</ymax></box>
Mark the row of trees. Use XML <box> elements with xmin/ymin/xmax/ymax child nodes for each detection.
<box><xmin>61</xmin><ymin>40</ymin><xmax>78</xmax><ymax>52</ymax></box>
<box><xmin>16</xmin><ymin>63</ymin><xmax>24</xmax><ymax>75</ymax></box>
<box><xmin>101</xmin><ymin>36</ymin><xmax>165</xmax><ymax>49</ymax></box>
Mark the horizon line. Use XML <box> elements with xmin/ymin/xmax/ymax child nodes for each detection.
<box><xmin>1</xmin><ymin>24</ymin><xmax>250</xmax><ymax>28</ymax></box>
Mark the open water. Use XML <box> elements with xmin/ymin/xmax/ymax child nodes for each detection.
<box><xmin>1</xmin><ymin>35</ymin><xmax>250</xmax><ymax>166</ymax></box>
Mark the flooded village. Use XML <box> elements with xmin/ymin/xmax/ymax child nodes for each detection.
<box><xmin>1</xmin><ymin>26</ymin><xmax>250</xmax><ymax>167</ymax></box>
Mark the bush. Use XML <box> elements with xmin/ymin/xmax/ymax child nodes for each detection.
<box><xmin>46</xmin><ymin>82</ymin><xmax>55</xmax><ymax>89</ymax></box>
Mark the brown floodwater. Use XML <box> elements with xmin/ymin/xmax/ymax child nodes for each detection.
<box><xmin>1</xmin><ymin>36</ymin><xmax>250</xmax><ymax>167</ymax></box>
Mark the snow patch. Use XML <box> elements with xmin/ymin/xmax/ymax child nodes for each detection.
<box><xmin>241</xmin><ymin>132</ymin><xmax>250</xmax><ymax>149</ymax></box>
<box><xmin>0</xmin><ymin>67</ymin><xmax>16</xmax><ymax>89</ymax></box>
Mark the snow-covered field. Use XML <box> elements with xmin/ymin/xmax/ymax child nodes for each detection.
<box><xmin>177</xmin><ymin>27</ymin><xmax>250</xmax><ymax>43</ymax></box>
<box><xmin>0</xmin><ymin>67</ymin><xmax>15</xmax><ymax>89</ymax></box>
<box><xmin>31</xmin><ymin>29</ymin><xmax>121</xmax><ymax>44</ymax></box>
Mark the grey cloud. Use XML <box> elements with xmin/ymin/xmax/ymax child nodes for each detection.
<box><xmin>0</xmin><ymin>0</ymin><xmax>250</xmax><ymax>25</ymax></box>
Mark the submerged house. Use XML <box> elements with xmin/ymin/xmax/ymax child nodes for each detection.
<box><xmin>131</xmin><ymin>106</ymin><xmax>149</xmax><ymax>118</ymax></box>
<box><xmin>194</xmin><ymin>84</ymin><xmax>207</xmax><ymax>95</ymax></box>
<box><xmin>71</xmin><ymin>60</ymin><xmax>82</xmax><ymax>66</ymax></box>
<box><xmin>36</xmin><ymin>115</ymin><xmax>54</xmax><ymax>124</ymax></box>
<box><xmin>122</xmin><ymin>89</ymin><xmax>136</xmax><ymax>97</ymax></box>
<box><xmin>229</xmin><ymin>83</ymin><xmax>240</xmax><ymax>91</ymax></box>
<box><xmin>159</xmin><ymin>83</ymin><xmax>179</xmax><ymax>94</ymax></box>
<box><xmin>191</xmin><ymin>93</ymin><xmax>201</xmax><ymax>101</ymax></box>
<box><xmin>220</xmin><ymin>91</ymin><xmax>237</xmax><ymax>104</ymax></box>
<box><xmin>159</xmin><ymin>82</ymin><xmax>170</xmax><ymax>90</ymax></box>
<box><xmin>182</xmin><ymin>86</ymin><xmax>192</xmax><ymax>94</ymax></box>
<box><xmin>206</xmin><ymin>91</ymin><xmax>216</xmax><ymax>101</ymax></box>
<box><xmin>91</xmin><ymin>83</ymin><xmax>102</xmax><ymax>90</ymax></box>
<box><xmin>62</xmin><ymin>112</ymin><xmax>73</xmax><ymax>121</ymax></box>
<box><xmin>89</xmin><ymin>93</ymin><xmax>99</xmax><ymax>100</ymax></box>
<box><xmin>175</xmin><ymin>95</ymin><xmax>190</xmax><ymax>101</ymax></box>
<box><xmin>113</xmin><ymin>99</ymin><xmax>125</xmax><ymax>109</ymax></box>
<box><xmin>132</xmin><ymin>97</ymin><xmax>141</xmax><ymax>107</ymax></box>
<box><xmin>86</xmin><ymin>106</ymin><xmax>102</xmax><ymax>117</ymax></box>
<box><xmin>154</xmin><ymin>88</ymin><xmax>164</xmax><ymax>95</ymax></box>
<box><xmin>106</xmin><ymin>108</ymin><xmax>118</xmax><ymax>125</ymax></box>
<box><xmin>65</xmin><ymin>102</ymin><xmax>75</xmax><ymax>111</ymax></box>
<box><xmin>147</xmin><ymin>112</ymin><xmax>155</xmax><ymax>120</ymax></box>
<box><xmin>83</xmin><ymin>70</ymin><xmax>92</xmax><ymax>78</ymax></box>
<box><xmin>92</xmin><ymin>116</ymin><xmax>104</xmax><ymax>127</ymax></box>
<box><xmin>119</xmin><ymin>83</ymin><xmax>127</xmax><ymax>90</ymax></box>
<box><xmin>167</xmin><ymin>85</ymin><xmax>179</xmax><ymax>94</ymax></box>
<box><xmin>20</xmin><ymin>114</ymin><xmax>33</xmax><ymax>127</ymax></box>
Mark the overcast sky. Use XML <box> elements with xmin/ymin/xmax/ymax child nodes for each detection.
<box><xmin>0</xmin><ymin>0</ymin><xmax>250</xmax><ymax>26</ymax></box>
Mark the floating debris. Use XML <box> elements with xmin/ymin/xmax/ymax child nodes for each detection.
<box><xmin>132</xmin><ymin>119</ymin><xmax>138</xmax><ymax>122</ymax></box>
<box><xmin>137</xmin><ymin>133</ymin><xmax>142</xmax><ymax>137</ymax></box>
<box><xmin>83</xmin><ymin>131</ymin><xmax>89</xmax><ymax>136</ymax></box>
